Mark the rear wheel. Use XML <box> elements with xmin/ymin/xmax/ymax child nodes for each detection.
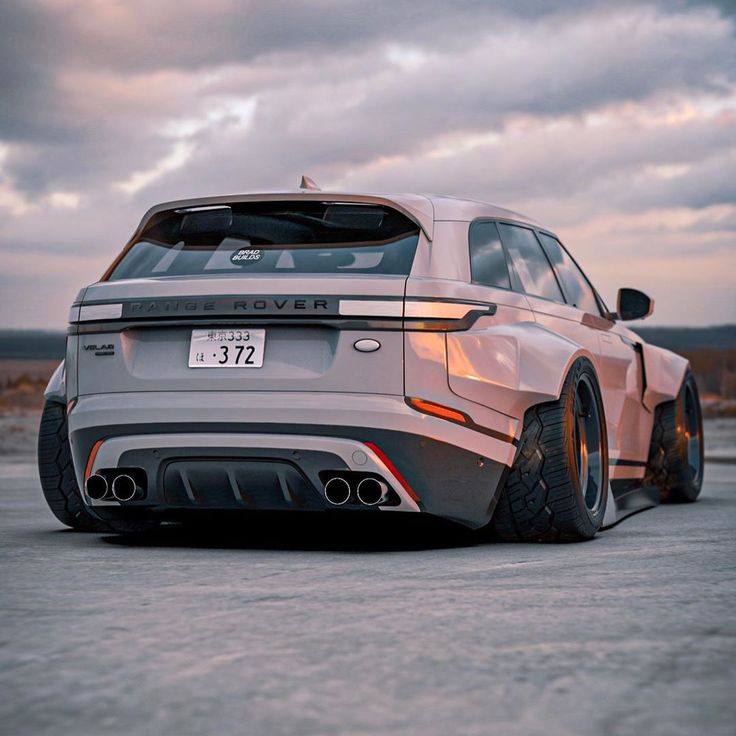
<box><xmin>644</xmin><ymin>371</ymin><xmax>703</xmax><ymax>503</ymax></box>
<box><xmin>492</xmin><ymin>358</ymin><xmax>608</xmax><ymax>542</ymax></box>
<box><xmin>38</xmin><ymin>400</ymin><xmax>159</xmax><ymax>534</ymax></box>
<box><xmin>38</xmin><ymin>400</ymin><xmax>108</xmax><ymax>531</ymax></box>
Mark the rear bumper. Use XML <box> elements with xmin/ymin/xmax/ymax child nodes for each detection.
<box><xmin>68</xmin><ymin>391</ymin><xmax>515</xmax><ymax>528</ymax></box>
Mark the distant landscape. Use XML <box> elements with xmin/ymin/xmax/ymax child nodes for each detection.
<box><xmin>0</xmin><ymin>331</ymin><xmax>67</xmax><ymax>360</ymax></box>
<box><xmin>0</xmin><ymin>325</ymin><xmax>734</xmax><ymax>417</ymax></box>
<box><xmin>632</xmin><ymin>326</ymin><xmax>736</xmax><ymax>407</ymax></box>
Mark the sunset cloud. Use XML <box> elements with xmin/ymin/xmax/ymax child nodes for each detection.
<box><xmin>0</xmin><ymin>0</ymin><xmax>734</xmax><ymax>327</ymax></box>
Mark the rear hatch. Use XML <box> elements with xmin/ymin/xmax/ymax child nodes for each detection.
<box><xmin>73</xmin><ymin>200</ymin><xmax>421</xmax><ymax>396</ymax></box>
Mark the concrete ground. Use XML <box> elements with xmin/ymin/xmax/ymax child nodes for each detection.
<box><xmin>1</xmin><ymin>432</ymin><xmax>735</xmax><ymax>735</ymax></box>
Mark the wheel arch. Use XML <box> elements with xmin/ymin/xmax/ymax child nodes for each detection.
<box><xmin>446</xmin><ymin>321</ymin><xmax>599</xmax><ymax>422</ymax></box>
<box><xmin>639</xmin><ymin>343</ymin><xmax>690</xmax><ymax>412</ymax></box>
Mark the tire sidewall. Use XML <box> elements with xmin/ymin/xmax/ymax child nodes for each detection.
<box><xmin>675</xmin><ymin>371</ymin><xmax>704</xmax><ymax>500</ymax></box>
<box><xmin>562</xmin><ymin>358</ymin><xmax>609</xmax><ymax>532</ymax></box>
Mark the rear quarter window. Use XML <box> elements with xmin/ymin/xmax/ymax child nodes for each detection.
<box><xmin>469</xmin><ymin>221</ymin><xmax>511</xmax><ymax>289</ymax></box>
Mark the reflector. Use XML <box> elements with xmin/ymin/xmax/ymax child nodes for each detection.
<box><xmin>407</xmin><ymin>397</ymin><xmax>468</xmax><ymax>424</ymax></box>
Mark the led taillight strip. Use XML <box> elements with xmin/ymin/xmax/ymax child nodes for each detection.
<box><xmin>69</xmin><ymin>298</ymin><xmax>496</xmax><ymax>328</ymax></box>
<box><xmin>338</xmin><ymin>299</ymin><xmax>492</xmax><ymax>320</ymax></box>
<box><xmin>77</xmin><ymin>303</ymin><xmax>123</xmax><ymax>321</ymax></box>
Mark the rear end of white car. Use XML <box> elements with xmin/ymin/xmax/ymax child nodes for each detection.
<box><xmin>63</xmin><ymin>195</ymin><xmax>513</xmax><ymax>530</ymax></box>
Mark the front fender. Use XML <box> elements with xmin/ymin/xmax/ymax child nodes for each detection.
<box><xmin>640</xmin><ymin>343</ymin><xmax>689</xmax><ymax>412</ymax></box>
<box><xmin>446</xmin><ymin>322</ymin><xmax>595</xmax><ymax>420</ymax></box>
<box><xmin>44</xmin><ymin>360</ymin><xmax>66</xmax><ymax>404</ymax></box>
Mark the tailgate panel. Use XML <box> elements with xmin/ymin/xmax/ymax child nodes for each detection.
<box><xmin>76</xmin><ymin>276</ymin><xmax>407</xmax><ymax>397</ymax></box>
<box><xmin>77</xmin><ymin>325</ymin><xmax>403</xmax><ymax>395</ymax></box>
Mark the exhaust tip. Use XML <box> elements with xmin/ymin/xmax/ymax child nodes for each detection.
<box><xmin>111</xmin><ymin>474</ymin><xmax>139</xmax><ymax>502</ymax></box>
<box><xmin>85</xmin><ymin>473</ymin><xmax>109</xmax><ymax>501</ymax></box>
<box><xmin>356</xmin><ymin>477</ymin><xmax>388</xmax><ymax>506</ymax></box>
<box><xmin>324</xmin><ymin>477</ymin><xmax>351</xmax><ymax>506</ymax></box>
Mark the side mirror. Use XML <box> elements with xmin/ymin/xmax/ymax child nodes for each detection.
<box><xmin>615</xmin><ymin>288</ymin><xmax>654</xmax><ymax>321</ymax></box>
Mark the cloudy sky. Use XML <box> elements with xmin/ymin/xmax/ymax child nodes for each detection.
<box><xmin>1</xmin><ymin>0</ymin><xmax>734</xmax><ymax>328</ymax></box>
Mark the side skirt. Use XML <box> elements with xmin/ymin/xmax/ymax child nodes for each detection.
<box><xmin>601</xmin><ymin>481</ymin><xmax>660</xmax><ymax>529</ymax></box>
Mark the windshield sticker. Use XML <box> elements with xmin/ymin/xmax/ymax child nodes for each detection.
<box><xmin>230</xmin><ymin>248</ymin><xmax>263</xmax><ymax>265</ymax></box>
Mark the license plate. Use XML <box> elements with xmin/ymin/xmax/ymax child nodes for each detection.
<box><xmin>188</xmin><ymin>329</ymin><xmax>265</xmax><ymax>368</ymax></box>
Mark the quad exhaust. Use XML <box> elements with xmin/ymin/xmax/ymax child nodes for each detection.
<box><xmin>356</xmin><ymin>478</ymin><xmax>389</xmax><ymax>506</ymax></box>
<box><xmin>111</xmin><ymin>474</ymin><xmax>142</xmax><ymax>502</ymax></box>
<box><xmin>85</xmin><ymin>473</ymin><xmax>109</xmax><ymax>501</ymax></box>
<box><xmin>324</xmin><ymin>477</ymin><xmax>351</xmax><ymax>506</ymax></box>
<box><xmin>323</xmin><ymin>475</ymin><xmax>391</xmax><ymax>506</ymax></box>
<box><xmin>85</xmin><ymin>469</ymin><xmax>146</xmax><ymax>502</ymax></box>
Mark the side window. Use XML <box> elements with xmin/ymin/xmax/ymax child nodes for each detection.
<box><xmin>537</xmin><ymin>233</ymin><xmax>601</xmax><ymax>315</ymax></box>
<box><xmin>497</xmin><ymin>223</ymin><xmax>564</xmax><ymax>302</ymax></box>
<box><xmin>469</xmin><ymin>221</ymin><xmax>511</xmax><ymax>289</ymax></box>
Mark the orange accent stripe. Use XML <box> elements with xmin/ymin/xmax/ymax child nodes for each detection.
<box><xmin>364</xmin><ymin>441</ymin><xmax>420</xmax><ymax>503</ymax></box>
<box><xmin>84</xmin><ymin>440</ymin><xmax>104</xmax><ymax>481</ymax></box>
<box><xmin>406</xmin><ymin>397</ymin><xmax>468</xmax><ymax>424</ymax></box>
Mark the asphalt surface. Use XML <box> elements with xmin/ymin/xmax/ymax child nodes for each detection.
<box><xmin>1</xmin><ymin>457</ymin><xmax>735</xmax><ymax>736</ymax></box>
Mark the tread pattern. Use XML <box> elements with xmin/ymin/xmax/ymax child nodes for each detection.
<box><xmin>492</xmin><ymin>359</ymin><xmax>605</xmax><ymax>542</ymax></box>
<box><xmin>37</xmin><ymin>401</ymin><xmax>158</xmax><ymax>534</ymax></box>
<box><xmin>37</xmin><ymin>400</ymin><xmax>111</xmax><ymax>531</ymax></box>
<box><xmin>644</xmin><ymin>374</ymin><xmax>702</xmax><ymax>503</ymax></box>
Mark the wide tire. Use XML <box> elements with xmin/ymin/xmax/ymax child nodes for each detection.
<box><xmin>644</xmin><ymin>371</ymin><xmax>703</xmax><ymax>503</ymax></box>
<box><xmin>38</xmin><ymin>400</ymin><xmax>159</xmax><ymax>534</ymax></box>
<box><xmin>37</xmin><ymin>400</ymin><xmax>109</xmax><ymax>531</ymax></box>
<box><xmin>492</xmin><ymin>358</ymin><xmax>608</xmax><ymax>542</ymax></box>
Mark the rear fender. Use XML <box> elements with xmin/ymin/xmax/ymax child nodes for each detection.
<box><xmin>446</xmin><ymin>322</ymin><xmax>595</xmax><ymax>420</ymax></box>
<box><xmin>640</xmin><ymin>343</ymin><xmax>689</xmax><ymax>412</ymax></box>
<box><xmin>44</xmin><ymin>361</ymin><xmax>66</xmax><ymax>404</ymax></box>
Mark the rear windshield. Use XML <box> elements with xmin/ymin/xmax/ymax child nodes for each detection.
<box><xmin>107</xmin><ymin>201</ymin><xmax>421</xmax><ymax>280</ymax></box>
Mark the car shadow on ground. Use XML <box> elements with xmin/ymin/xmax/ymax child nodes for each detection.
<box><xmin>100</xmin><ymin>512</ymin><xmax>488</xmax><ymax>553</ymax></box>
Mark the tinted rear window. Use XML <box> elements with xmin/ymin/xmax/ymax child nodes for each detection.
<box><xmin>108</xmin><ymin>202</ymin><xmax>421</xmax><ymax>280</ymax></box>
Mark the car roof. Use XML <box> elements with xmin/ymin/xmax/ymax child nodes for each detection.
<box><xmin>423</xmin><ymin>194</ymin><xmax>539</xmax><ymax>227</ymax></box>
<box><xmin>136</xmin><ymin>190</ymin><xmax>539</xmax><ymax>242</ymax></box>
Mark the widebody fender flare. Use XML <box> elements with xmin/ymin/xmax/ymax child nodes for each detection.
<box><xmin>639</xmin><ymin>342</ymin><xmax>689</xmax><ymax>412</ymax></box>
<box><xmin>446</xmin><ymin>322</ymin><xmax>597</xmax><ymax>422</ymax></box>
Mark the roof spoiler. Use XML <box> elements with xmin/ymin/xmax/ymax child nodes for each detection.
<box><xmin>130</xmin><ymin>192</ymin><xmax>433</xmax><ymax>243</ymax></box>
<box><xmin>100</xmin><ymin>192</ymin><xmax>433</xmax><ymax>281</ymax></box>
